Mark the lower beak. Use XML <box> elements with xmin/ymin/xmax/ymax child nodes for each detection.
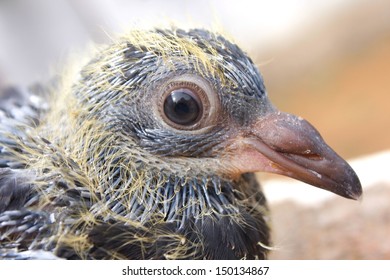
<box><xmin>229</xmin><ymin>111</ymin><xmax>362</xmax><ymax>200</ymax></box>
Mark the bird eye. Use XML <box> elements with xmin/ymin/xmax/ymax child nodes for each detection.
<box><xmin>157</xmin><ymin>76</ymin><xmax>217</xmax><ymax>131</ymax></box>
<box><xmin>163</xmin><ymin>88</ymin><xmax>202</xmax><ymax>126</ymax></box>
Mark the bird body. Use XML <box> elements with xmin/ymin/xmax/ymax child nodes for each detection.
<box><xmin>0</xmin><ymin>28</ymin><xmax>361</xmax><ymax>259</ymax></box>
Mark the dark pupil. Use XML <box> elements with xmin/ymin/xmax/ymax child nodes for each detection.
<box><xmin>164</xmin><ymin>89</ymin><xmax>201</xmax><ymax>125</ymax></box>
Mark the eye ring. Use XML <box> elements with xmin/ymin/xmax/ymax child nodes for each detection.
<box><xmin>157</xmin><ymin>76</ymin><xmax>216</xmax><ymax>131</ymax></box>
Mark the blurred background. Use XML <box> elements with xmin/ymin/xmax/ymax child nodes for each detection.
<box><xmin>0</xmin><ymin>0</ymin><xmax>389</xmax><ymax>259</ymax></box>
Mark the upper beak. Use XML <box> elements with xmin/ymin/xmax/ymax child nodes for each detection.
<box><xmin>228</xmin><ymin>111</ymin><xmax>362</xmax><ymax>200</ymax></box>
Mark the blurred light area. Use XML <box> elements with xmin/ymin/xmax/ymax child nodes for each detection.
<box><xmin>0</xmin><ymin>0</ymin><xmax>385</xmax><ymax>85</ymax></box>
<box><xmin>72</xmin><ymin>0</ymin><xmax>361</xmax><ymax>45</ymax></box>
<box><xmin>212</xmin><ymin>0</ymin><xmax>362</xmax><ymax>47</ymax></box>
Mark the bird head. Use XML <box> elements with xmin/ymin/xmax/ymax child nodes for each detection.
<box><xmin>71</xmin><ymin>28</ymin><xmax>361</xmax><ymax>205</ymax></box>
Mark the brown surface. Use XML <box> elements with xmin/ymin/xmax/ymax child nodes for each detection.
<box><xmin>269</xmin><ymin>183</ymin><xmax>390</xmax><ymax>259</ymax></box>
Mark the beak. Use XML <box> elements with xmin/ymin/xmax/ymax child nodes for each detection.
<box><xmin>229</xmin><ymin>111</ymin><xmax>362</xmax><ymax>200</ymax></box>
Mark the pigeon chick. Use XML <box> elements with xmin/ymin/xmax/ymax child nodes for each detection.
<box><xmin>0</xmin><ymin>28</ymin><xmax>362</xmax><ymax>260</ymax></box>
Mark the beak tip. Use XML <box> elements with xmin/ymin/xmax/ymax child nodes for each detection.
<box><xmin>355</xmin><ymin>193</ymin><xmax>363</xmax><ymax>202</ymax></box>
<box><xmin>346</xmin><ymin>189</ymin><xmax>362</xmax><ymax>201</ymax></box>
<box><xmin>341</xmin><ymin>179</ymin><xmax>363</xmax><ymax>200</ymax></box>
<box><xmin>350</xmin><ymin>186</ymin><xmax>363</xmax><ymax>201</ymax></box>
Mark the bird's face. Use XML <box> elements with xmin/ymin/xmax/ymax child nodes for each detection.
<box><xmin>77</xmin><ymin>29</ymin><xmax>361</xmax><ymax>200</ymax></box>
